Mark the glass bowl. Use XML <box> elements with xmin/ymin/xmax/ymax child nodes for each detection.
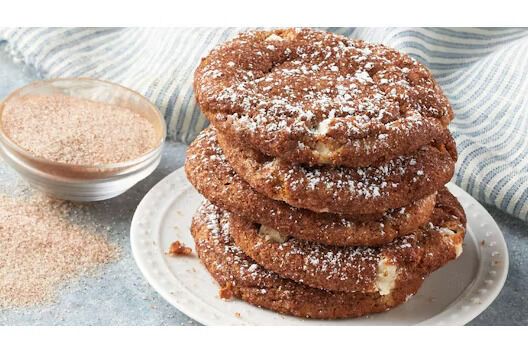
<box><xmin>0</xmin><ymin>78</ymin><xmax>166</xmax><ymax>201</ymax></box>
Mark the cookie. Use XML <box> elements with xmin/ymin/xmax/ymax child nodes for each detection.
<box><xmin>228</xmin><ymin>188</ymin><xmax>465</xmax><ymax>294</ymax></box>
<box><xmin>216</xmin><ymin>128</ymin><xmax>456</xmax><ymax>215</ymax></box>
<box><xmin>194</xmin><ymin>28</ymin><xmax>453</xmax><ymax>168</ymax></box>
<box><xmin>192</xmin><ymin>201</ymin><xmax>424</xmax><ymax>319</ymax></box>
<box><xmin>186</xmin><ymin>127</ymin><xmax>436</xmax><ymax>247</ymax></box>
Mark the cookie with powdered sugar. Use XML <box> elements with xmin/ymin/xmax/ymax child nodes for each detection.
<box><xmin>191</xmin><ymin>202</ymin><xmax>424</xmax><ymax>319</ymax></box>
<box><xmin>185</xmin><ymin>127</ymin><xmax>436</xmax><ymax>247</ymax></box>
<box><xmin>227</xmin><ymin>188</ymin><xmax>466</xmax><ymax>294</ymax></box>
<box><xmin>194</xmin><ymin>28</ymin><xmax>453</xmax><ymax>168</ymax></box>
<box><xmin>216</xmin><ymin>128</ymin><xmax>456</xmax><ymax>215</ymax></box>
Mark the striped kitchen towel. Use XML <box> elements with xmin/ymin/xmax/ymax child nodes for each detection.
<box><xmin>1</xmin><ymin>27</ymin><xmax>528</xmax><ymax>221</ymax></box>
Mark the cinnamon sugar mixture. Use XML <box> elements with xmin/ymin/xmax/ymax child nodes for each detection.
<box><xmin>0</xmin><ymin>193</ymin><xmax>118</xmax><ymax>308</ymax></box>
<box><xmin>1</xmin><ymin>94</ymin><xmax>158</xmax><ymax>165</ymax></box>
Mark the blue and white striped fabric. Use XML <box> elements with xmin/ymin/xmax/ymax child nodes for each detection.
<box><xmin>1</xmin><ymin>28</ymin><xmax>528</xmax><ymax>221</ymax></box>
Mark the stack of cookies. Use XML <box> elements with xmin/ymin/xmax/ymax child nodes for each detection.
<box><xmin>186</xmin><ymin>28</ymin><xmax>466</xmax><ymax>319</ymax></box>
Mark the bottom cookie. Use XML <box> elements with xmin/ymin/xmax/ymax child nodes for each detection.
<box><xmin>191</xmin><ymin>202</ymin><xmax>424</xmax><ymax>320</ymax></box>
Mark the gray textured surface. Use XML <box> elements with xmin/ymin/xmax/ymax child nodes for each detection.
<box><xmin>0</xmin><ymin>43</ymin><xmax>526</xmax><ymax>326</ymax></box>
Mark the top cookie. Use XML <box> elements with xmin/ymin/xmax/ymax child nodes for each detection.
<box><xmin>194</xmin><ymin>28</ymin><xmax>453</xmax><ymax>167</ymax></box>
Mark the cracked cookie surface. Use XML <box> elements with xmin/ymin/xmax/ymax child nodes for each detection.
<box><xmin>194</xmin><ymin>28</ymin><xmax>453</xmax><ymax>167</ymax></box>
<box><xmin>186</xmin><ymin>127</ymin><xmax>436</xmax><ymax>246</ymax></box>
<box><xmin>216</xmin><ymin>128</ymin><xmax>456</xmax><ymax>215</ymax></box>
<box><xmin>227</xmin><ymin>188</ymin><xmax>466</xmax><ymax>294</ymax></box>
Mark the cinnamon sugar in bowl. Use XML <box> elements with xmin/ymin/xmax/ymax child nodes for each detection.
<box><xmin>0</xmin><ymin>78</ymin><xmax>166</xmax><ymax>201</ymax></box>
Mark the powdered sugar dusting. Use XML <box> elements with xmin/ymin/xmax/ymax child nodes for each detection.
<box><xmin>186</xmin><ymin>128</ymin><xmax>437</xmax><ymax>247</ymax></box>
<box><xmin>195</xmin><ymin>202</ymin><xmax>277</xmax><ymax>282</ymax></box>
<box><xmin>196</xmin><ymin>28</ymin><xmax>452</xmax><ymax>164</ymax></box>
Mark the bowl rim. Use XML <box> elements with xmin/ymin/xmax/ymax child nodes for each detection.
<box><xmin>0</xmin><ymin>77</ymin><xmax>167</xmax><ymax>171</ymax></box>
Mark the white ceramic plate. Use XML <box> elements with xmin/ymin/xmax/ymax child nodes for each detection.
<box><xmin>131</xmin><ymin>168</ymin><xmax>509</xmax><ymax>325</ymax></box>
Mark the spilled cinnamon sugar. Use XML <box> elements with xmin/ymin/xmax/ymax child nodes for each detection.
<box><xmin>0</xmin><ymin>192</ymin><xmax>119</xmax><ymax>308</ymax></box>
